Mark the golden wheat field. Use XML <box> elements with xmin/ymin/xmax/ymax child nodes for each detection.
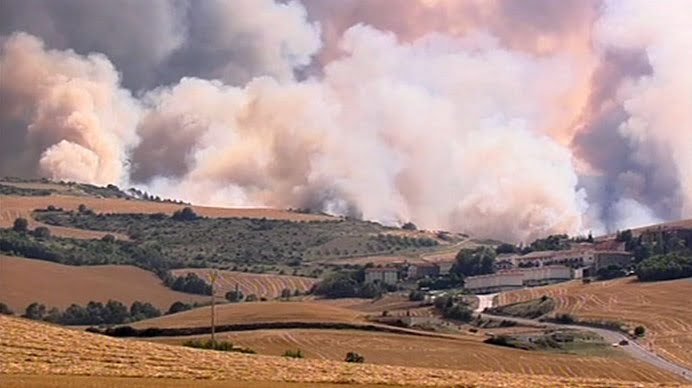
<box><xmin>0</xmin><ymin>256</ymin><xmax>206</xmax><ymax>311</ymax></box>
<box><xmin>1</xmin><ymin>315</ymin><xmax>686</xmax><ymax>387</ymax></box>
<box><xmin>151</xmin><ymin>328</ymin><xmax>685</xmax><ymax>383</ymax></box>
<box><xmin>0</xmin><ymin>194</ymin><xmax>332</xmax><ymax>239</ymax></box>
<box><xmin>497</xmin><ymin>277</ymin><xmax>692</xmax><ymax>370</ymax></box>
<box><xmin>131</xmin><ymin>301</ymin><xmax>364</xmax><ymax>329</ymax></box>
<box><xmin>172</xmin><ymin>268</ymin><xmax>318</xmax><ymax>300</ymax></box>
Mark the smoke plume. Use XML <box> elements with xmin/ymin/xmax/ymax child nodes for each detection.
<box><xmin>1</xmin><ymin>0</ymin><xmax>690</xmax><ymax>242</ymax></box>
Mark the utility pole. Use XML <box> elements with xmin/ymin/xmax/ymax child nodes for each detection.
<box><xmin>208</xmin><ymin>270</ymin><xmax>219</xmax><ymax>346</ymax></box>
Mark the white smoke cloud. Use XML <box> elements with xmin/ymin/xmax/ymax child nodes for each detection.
<box><xmin>1</xmin><ymin>0</ymin><xmax>690</xmax><ymax>242</ymax></box>
<box><xmin>0</xmin><ymin>32</ymin><xmax>141</xmax><ymax>184</ymax></box>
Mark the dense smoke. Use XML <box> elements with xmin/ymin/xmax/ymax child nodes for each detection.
<box><xmin>0</xmin><ymin>0</ymin><xmax>690</xmax><ymax>242</ymax></box>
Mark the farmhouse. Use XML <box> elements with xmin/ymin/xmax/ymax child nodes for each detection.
<box><xmin>364</xmin><ymin>267</ymin><xmax>398</xmax><ymax>285</ymax></box>
<box><xmin>520</xmin><ymin>265</ymin><xmax>573</xmax><ymax>286</ymax></box>
<box><xmin>407</xmin><ymin>262</ymin><xmax>440</xmax><ymax>279</ymax></box>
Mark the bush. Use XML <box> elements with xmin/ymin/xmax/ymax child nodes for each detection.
<box><xmin>553</xmin><ymin>313</ymin><xmax>575</xmax><ymax>324</ymax></box>
<box><xmin>281</xmin><ymin>288</ymin><xmax>292</xmax><ymax>299</ymax></box>
<box><xmin>130</xmin><ymin>301</ymin><xmax>161</xmax><ymax>320</ymax></box>
<box><xmin>167</xmin><ymin>301</ymin><xmax>193</xmax><ymax>315</ymax></box>
<box><xmin>225</xmin><ymin>290</ymin><xmax>244</xmax><ymax>303</ymax></box>
<box><xmin>283</xmin><ymin>349</ymin><xmax>304</xmax><ymax>358</ymax></box>
<box><xmin>33</xmin><ymin>226</ymin><xmax>51</xmax><ymax>239</ymax></box>
<box><xmin>442</xmin><ymin>304</ymin><xmax>473</xmax><ymax>322</ymax></box>
<box><xmin>636</xmin><ymin>253</ymin><xmax>692</xmax><ymax>281</ymax></box>
<box><xmin>183</xmin><ymin>339</ymin><xmax>235</xmax><ymax>352</ymax></box>
<box><xmin>245</xmin><ymin>294</ymin><xmax>258</xmax><ymax>302</ymax></box>
<box><xmin>23</xmin><ymin>302</ymin><xmax>46</xmax><ymax>320</ymax></box>
<box><xmin>596</xmin><ymin>264</ymin><xmax>627</xmax><ymax>280</ymax></box>
<box><xmin>634</xmin><ymin>325</ymin><xmax>646</xmax><ymax>337</ymax></box>
<box><xmin>408</xmin><ymin>290</ymin><xmax>425</xmax><ymax>301</ymax></box>
<box><xmin>402</xmin><ymin>222</ymin><xmax>417</xmax><ymax>231</ymax></box>
<box><xmin>13</xmin><ymin>218</ymin><xmax>29</xmax><ymax>233</ymax></box>
<box><xmin>345</xmin><ymin>351</ymin><xmax>364</xmax><ymax>363</ymax></box>
<box><xmin>0</xmin><ymin>302</ymin><xmax>14</xmax><ymax>315</ymax></box>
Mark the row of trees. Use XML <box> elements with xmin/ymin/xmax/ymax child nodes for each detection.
<box><xmin>312</xmin><ymin>272</ymin><xmax>395</xmax><ymax>299</ymax></box>
<box><xmin>636</xmin><ymin>253</ymin><xmax>692</xmax><ymax>281</ymax></box>
<box><xmin>22</xmin><ymin>300</ymin><xmax>161</xmax><ymax>325</ymax></box>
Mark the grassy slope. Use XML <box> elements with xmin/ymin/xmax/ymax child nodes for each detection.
<box><xmin>497</xmin><ymin>277</ymin><xmax>692</xmax><ymax>370</ymax></box>
<box><xmin>0</xmin><ymin>255</ymin><xmax>206</xmax><ymax>311</ymax></box>
<box><xmin>0</xmin><ymin>315</ymin><xmax>684</xmax><ymax>387</ymax></box>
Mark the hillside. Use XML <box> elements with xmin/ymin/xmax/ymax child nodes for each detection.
<box><xmin>497</xmin><ymin>277</ymin><xmax>692</xmax><ymax>371</ymax></box>
<box><xmin>131</xmin><ymin>302</ymin><xmax>364</xmax><ymax>329</ymax></box>
<box><xmin>0</xmin><ymin>315</ymin><xmax>686</xmax><ymax>387</ymax></box>
<box><xmin>151</xmin><ymin>328</ymin><xmax>684</xmax><ymax>383</ymax></box>
<box><xmin>0</xmin><ymin>256</ymin><xmax>205</xmax><ymax>311</ymax></box>
<box><xmin>172</xmin><ymin>269</ymin><xmax>317</xmax><ymax>299</ymax></box>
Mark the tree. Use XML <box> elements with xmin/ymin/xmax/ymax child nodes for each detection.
<box><xmin>245</xmin><ymin>294</ymin><xmax>258</xmax><ymax>302</ymax></box>
<box><xmin>167</xmin><ymin>301</ymin><xmax>192</xmax><ymax>315</ymax></box>
<box><xmin>225</xmin><ymin>290</ymin><xmax>244</xmax><ymax>303</ymax></box>
<box><xmin>453</xmin><ymin>247</ymin><xmax>496</xmax><ymax>277</ymax></box>
<box><xmin>402</xmin><ymin>222</ymin><xmax>417</xmax><ymax>231</ymax></box>
<box><xmin>172</xmin><ymin>207</ymin><xmax>199</xmax><ymax>221</ymax></box>
<box><xmin>130</xmin><ymin>301</ymin><xmax>161</xmax><ymax>320</ymax></box>
<box><xmin>495</xmin><ymin>243</ymin><xmax>516</xmax><ymax>254</ymax></box>
<box><xmin>33</xmin><ymin>226</ymin><xmax>51</xmax><ymax>239</ymax></box>
<box><xmin>23</xmin><ymin>302</ymin><xmax>46</xmax><ymax>320</ymax></box>
<box><xmin>13</xmin><ymin>218</ymin><xmax>28</xmax><ymax>233</ymax></box>
<box><xmin>101</xmin><ymin>234</ymin><xmax>116</xmax><ymax>243</ymax></box>
<box><xmin>345</xmin><ymin>351</ymin><xmax>364</xmax><ymax>363</ymax></box>
<box><xmin>0</xmin><ymin>302</ymin><xmax>13</xmax><ymax>315</ymax></box>
<box><xmin>634</xmin><ymin>326</ymin><xmax>646</xmax><ymax>337</ymax></box>
<box><xmin>280</xmin><ymin>288</ymin><xmax>292</xmax><ymax>300</ymax></box>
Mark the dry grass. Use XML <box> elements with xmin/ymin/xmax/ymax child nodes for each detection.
<box><xmin>497</xmin><ymin>277</ymin><xmax>692</xmax><ymax>370</ymax></box>
<box><xmin>131</xmin><ymin>301</ymin><xmax>364</xmax><ymax>329</ymax></box>
<box><xmin>0</xmin><ymin>194</ymin><xmax>332</xmax><ymax>239</ymax></box>
<box><xmin>1</xmin><ymin>315</ymin><xmax>685</xmax><ymax>387</ymax></box>
<box><xmin>0</xmin><ymin>256</ymin><xmax>206</xmax><ymax>311</ymax></box>
<box><xmin>171</xmin><ymin>269</ymin><xmax>317</xmax><ymax>300</ymax></box>
<box><xmin>150</xmin><ymin>328</ymin><xmax>685</xmax><ymax>384</ymax></box>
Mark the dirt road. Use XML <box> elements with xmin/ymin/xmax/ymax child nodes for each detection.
<box><xmin>479</xmin><ymin>312</ymin><xmax>692</xmax><ymax>382</ymax></box>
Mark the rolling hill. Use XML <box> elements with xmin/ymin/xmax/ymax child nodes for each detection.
<box><xmin>497</xmin><ymin>277</ymin><xmax>692</xmax><ymax>371</ymax></box>
<box><xmin>0</xmin><ymin>255</ymin><xmax>206</xmax><ymax>311</ymax></box>
<box><xmin>1</xmin><ymin>315</ymin><xmax>685</xmax><ymax>387</ymax></box>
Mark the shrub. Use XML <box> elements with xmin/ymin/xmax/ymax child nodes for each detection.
<box><xmin>33</xmin><ymin>226</ymin><xmax>51</xmax><ymax>239</ymax></box>
<box><xmin>281</xmin><ymin>288</ymin><xmax>292</xmax><ymax>299</ymax></box>
<box><xmin>402</xmin><ymin>222</ymin><xmax>417</xmax><ymax>231</ymax></box>
<box><xmin>408</xmin><ymin>290</ymin><xmax>425</xmax><ymax>301</ymax></box>
<box><xmin>172</xmin><ymin>207</ymin><xmax>199</xmax><ymax>221</ymax></box>
<box><xmin>23</xmin><ymin>302</ymin><xmax>46</xmax><ymax>320</ymax></box>
<box><xmin>12</xmin><ymin>218</ymin><xmax>29</xmax><ymax>233</ymax></box>
<box><xmin>634</xmin><ymin>325</ymin><xmax>646</xmax><ymax>337</ymax></box>
<box><xmin>183</xmin><ymin>339</ymin><xmax>235</xmax><ymax>352</ymax></box>
<box><xmin>345</xmin><ymin>351</ymin><xmax>364</xmax><ymax>363</ymax></box>
<box><xmin>553</xmin><ymin>313</ymin><xmax>575</xmax><ymax>324</ymax></box>
<box><xmin>636</xmin><ymin>253</ymin><xmax>692</xmax><ymax>281</ymax></box>
<box><xmin>245</xmin><ymin>294</ymin><xmax>258</xmax><ymax>302</ymax></box>
<box><xmin>442</xmin><ymin>304</ymin><xmax>473</xmax><ymax>322</ymax></box>
<box><xmin>283</xmin><ymin>349</ymin><xmax>304</xmax><ymax>358</ymax></box>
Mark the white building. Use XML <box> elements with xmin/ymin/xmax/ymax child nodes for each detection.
<box><xmin>364</xmin><ymin>267</ymin><xmax>398</xmax><ymax>285</ymax></box>
<box><xmin>464</xmin><ymin>270</ymin><xmax>524</xmax><ymax>294</ymax></box>
<box><xmin>520</xmin><ymin>265</ymin><xmax>573</xmax><ymax>286</ymax></box>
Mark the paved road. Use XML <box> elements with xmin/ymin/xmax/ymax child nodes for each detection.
<box><xmin>479</xmin><ymin>312</ymin><xmax>692</xmax><ymax>382</ymax></box>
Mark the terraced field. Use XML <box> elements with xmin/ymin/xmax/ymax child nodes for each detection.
<box><xmin>1</xmin><ymin>315</ymin><xmax>685</xmax><ymax>387</ymax></box>
<box><xmin>172</xmin><ymin>269</ymin><xmax>317</xmax><ymax>300</ymax></box>
<box><xmin>152</xmin><ymin>328</ymin><xmax>684</xmax><ymax>383</ymax></box>
<box><xmin>0</xmin><ymin>256</ymin><xmax>205</xmax><ymax>311</ymax></box>
<box><xmin>497</xmin><ymin>277</ymin><xmax>692</xmax><ymax>370</ymax></box>
<box><xmin>131</xmin><ymin>301</ymin><xmax>364</xmax><ymax>329</ymax></box>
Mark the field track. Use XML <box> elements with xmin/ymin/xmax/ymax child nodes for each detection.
<box><xmin>1</xmin><ymin>315</ymin><xmax>685</xmax><ymax>387</ymax></box>
<box><xmin>172</xmin><ymin>269</ymin><xmax>317</xmax><ymax>300</ymax></box>
<box><xmin>0</xmin><ymin>255</ymin><xmax>206</xmax><ymax>311</ymax></box>
<box><xmin>497</xmin><ymin>277</ymin><xmax>692</xmax><ymax>370</ymax></box>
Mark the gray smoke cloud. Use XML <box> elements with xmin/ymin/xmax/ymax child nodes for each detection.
<box><xmin>1</xmin><ymin>0</ymin><xmax>690</xmax><ymax>242</ymax></box>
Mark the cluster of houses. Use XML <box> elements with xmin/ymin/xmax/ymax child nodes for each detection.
<box><xmin>362</xmin><ymin>240</ymin><xmax>634</xmax><ymax>295</ymax></box>
<box><xmin>465</xmin><ymin>245</ymin><xmax>633</xmax><ymax>294</ymax></box>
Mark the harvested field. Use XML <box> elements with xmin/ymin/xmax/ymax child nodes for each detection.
<box><xmin>172</xmin><ymin>269</ymin><xmax>317</xmax><ymax>300</ymax></box>
<box><xmin>131</xmin><ymin>301</ymin><xmax>364</xmax><ymax>329</ymax></box>
<box><xmin>151</xmin><ymin>328</ymin><xmax>684</xmax><ymax>384</ymax></box>
<box><xmin>0</xmin><ymin>194</ymin><xmax>332</xmax><ymax>239</ymax></box>
<box><xmin>0</xmin><ymin>256</ymin><xmax>205</xmax><ymax>311</ymax></box>
<box><xmin>1</xmin><ymin>315</ymin><xmax>684</xmax><ymax>387</ymax></box>
<box><xmin>497</xmin><ymin>277</ymin><xmax>692</xmax><ymax>370</ymax></box>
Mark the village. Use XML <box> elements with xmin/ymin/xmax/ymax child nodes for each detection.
<box><xmin>363</xmin><ymin>240</ymin><xmax>634</xmax><ymax>295</ymax></box>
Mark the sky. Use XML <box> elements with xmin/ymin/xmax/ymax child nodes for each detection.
<box><xmin>1</xmin><ymin>0</ymin><xmax>690</xmax><ymax>242</ymax></box>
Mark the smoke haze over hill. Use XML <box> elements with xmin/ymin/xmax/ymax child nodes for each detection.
<box><xmin>1</xmin><ymin>0</ymin><xmax>690</xmax><ymax>242</ymax></box>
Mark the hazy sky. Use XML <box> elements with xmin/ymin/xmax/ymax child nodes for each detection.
<box><xmin>1</xmin><ymin>0</ymin><xmax>690</xmax><ymax>242</ymax></box>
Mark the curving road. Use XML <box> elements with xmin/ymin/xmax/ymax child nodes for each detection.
<box><xmin>478</xmin><ymin>311</ymin><xmax>692</xmax><ymax>382</ymax></box>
